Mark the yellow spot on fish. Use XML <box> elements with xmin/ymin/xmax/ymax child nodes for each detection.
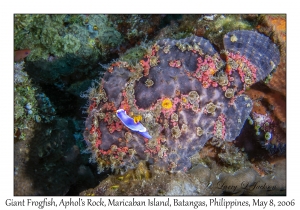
<box><xmin>162</xmin><ymin>98</ymin><xmax>173</xmax><ymax>109</ymax></box>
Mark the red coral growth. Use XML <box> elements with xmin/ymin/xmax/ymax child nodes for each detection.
<box><xmin>257</xmin><ymin>15</ymin><xmax>286</xmax><ymax>44</ymax></box>
<box><xmin>102</xmin><ymin>102</ymin><xmax>117</xmax><ymax>112</ymax></box>
<box><xmin>88</xmin><ymin>97</ymin><xmax>99</xmax><ymax>113</ymax></box>
<box><xmin>191</xmin><ymin>55</ymin><xmax>219</xmax><ymax>88</ymax></box>
<box><xmin>120</xmin><ymin>90</ymin><xmax>131</xmax><ymax>113</ymax></box>
<box><xmin>140</xmin><ymin>45</ymin><xmax>160</xmax><ymax>76</ymax></box>
<box><xmin>227</xmin><ymin>52</ymin><xmax>257</xmax><ymax>84</ymax></box>
<box><xmin>257</xmin><ymin>15</ymin><xmax>286</xmax><ymax>97</ymax></box>
<box><xmin>140</xmin><ymin>58</ymin><xmax>150</xmax><ymax>76</ymax></box>
<box><xmin>107</xmin><ymin>123</ymin><xmax>121</xmax><ymax>134</ymax></box>
<box><xmin>268</xmin><ymin>61</ymin><xmax>286</xmax><ymax>97</ymax></box>
<box><xmin>107</xmin><ymin>61</ymin><xmax>122</xmax><ymax>73</ymax></box>
<box><xmin>246</xmin><ymin>88</ymin><xmax>286</xmax><ymax>123</ymax></box>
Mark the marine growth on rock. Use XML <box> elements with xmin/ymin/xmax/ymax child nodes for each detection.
<box><xmin>83</xmin><ymin>30</ymin><xmax>280</xmax><ymax>173</ymax></box>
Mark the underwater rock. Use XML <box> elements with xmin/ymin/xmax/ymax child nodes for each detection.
<box><xmin>79</xmin><ymin>159</ymin><xmax>286</xmax><ymax>196</ymax></box>
<box><xmin>14</xmin><ymin>118</ymin><xmax>81</xmax><ymax>195</ymax></box>
<box><xmin>83</xmin><ymin>30</ymin><xmax>280</xmax><ymax>173</ymax></box>
<box><xmin>14</xmin><ymin>61</ymin><xmax>38</xmax><ymax>141</ymax></box>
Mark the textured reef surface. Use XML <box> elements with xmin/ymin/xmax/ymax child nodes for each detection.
<box><xmin>83</xmin><ymin>30</ymin><xmax>280</xmax><ymax>173</ymax></box>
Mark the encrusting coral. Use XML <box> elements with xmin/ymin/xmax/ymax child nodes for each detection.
<box><xmin>14</xmin><ymin>14</ymin><xmax>123</xmax><ymax>62</ymax></box>
<box><xmin>14</xmin><ymin>61</ymin><xmax>38</xmax><ymax>141</ymax></box>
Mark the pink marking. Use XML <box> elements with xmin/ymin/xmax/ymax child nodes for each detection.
<box><xmin>108</xmin><ymin>124</ymin><xmax>116</xmax><ymax>133</ymax></box>
<box><xmin>173</xmin><ymin>97</ymin><xmax>181</xmax><ymax>104</ymax></box>
<box><xmin>197</xmin><ymin>57</ymin><xmax>203</xmax><ymax>63</ymax></box>
<box><xmin>89</xmin><ymin>125</ymin><xmax>96</xmax><ymax>134</ymax></box>
<box><xmin>156</xmin><ymin>145</ymin><xmax>160</xmax><ymax>152</ymax></box>
<box><xmin>140</xmin><ymin>58</ymin><xmax>151</xmax><ymax>76</ymax></box>
<box><xmin>99</xmin><ymin>149</ymin><xmax>109</xmax><ymax>155</ymax></box>
<box><xmin>95</xmin><ymin>140</ymin><xmax>101</xmax><ymax>148</ymax></box>
<box><xmin>212</xmin><ymin>81</ymin><xmax>218</xmax><ymax>87</ymax></box>
<box><xmin>213</xmin><ymin>114</ymin><xmax>226</xmax><ymax>139</ymax></box>
<box><xmin>104</xmin><ymin>112</ymin><xmax>110</xmax><ymax>122</ymax></box>
<box><xmin>115</xmin><ymin>121</ymin><xmax>123</xmax><ymax>131</ymax></box>
<box><xmin>237</xmin><ymin>90</ymin><xmax>245</xmax><ymax>95</ymax></box>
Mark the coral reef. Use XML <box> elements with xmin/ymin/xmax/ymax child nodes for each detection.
<box><xmin>83</xmin><ymin>30</ymin><xmax>280</xmax><ymax>174</ymax></box>
<box><xmin>14</xmin><ymin>118</ymin><xmax>85</xmax><ymax>195</ymax></box>
<box><xmin>80</xmin><ymin>158</ymin><xmax>286</xmax><ymax>196</ymax></box>
<box><xmin>14</xmin><ymin>14</ymin><xmax>123</xmax><ymax>62</ymax></box>
<box><xmin>14</xmin><ymin>59</ymin><xmax>93</xmax><ymax>196</ymax></box>
<box><xmin>172</xmin><ymin>15</ymin><xmax>255</xmax><ymax>49</ymax></box>
<box><xmin>118</xmin><ymin>44</ymin><xmax>150</xmax><ymax>66</ymax></box>
<box><xmin>108</xmin><ymin>15</ymin><xmax>162</xmax><ymax>46</ymax></box>
<box><xmin>204</xmin><ymin>15</ymin><xmax>254</xmax><ymax>47</ymax></box>
<box><xmin>14</xmin><ymin>61</ymin><xmax>39</xmax><ymax>141</ymax></box>
<box><xmin>35</xmin><ymin>93</ymin><xmax>56</xmax><ymax>123</ymax></box>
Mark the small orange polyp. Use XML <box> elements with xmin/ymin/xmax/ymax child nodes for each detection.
<box><xmin>208</xmin><ymin>68</ymin><xmax>217</xmax><ymax>75</ymax></box>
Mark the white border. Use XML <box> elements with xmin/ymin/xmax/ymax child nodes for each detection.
<box><xmin>1</xmin><ymin>0</ymin><xmax>297</xmax><ymax>209</ymax></box>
